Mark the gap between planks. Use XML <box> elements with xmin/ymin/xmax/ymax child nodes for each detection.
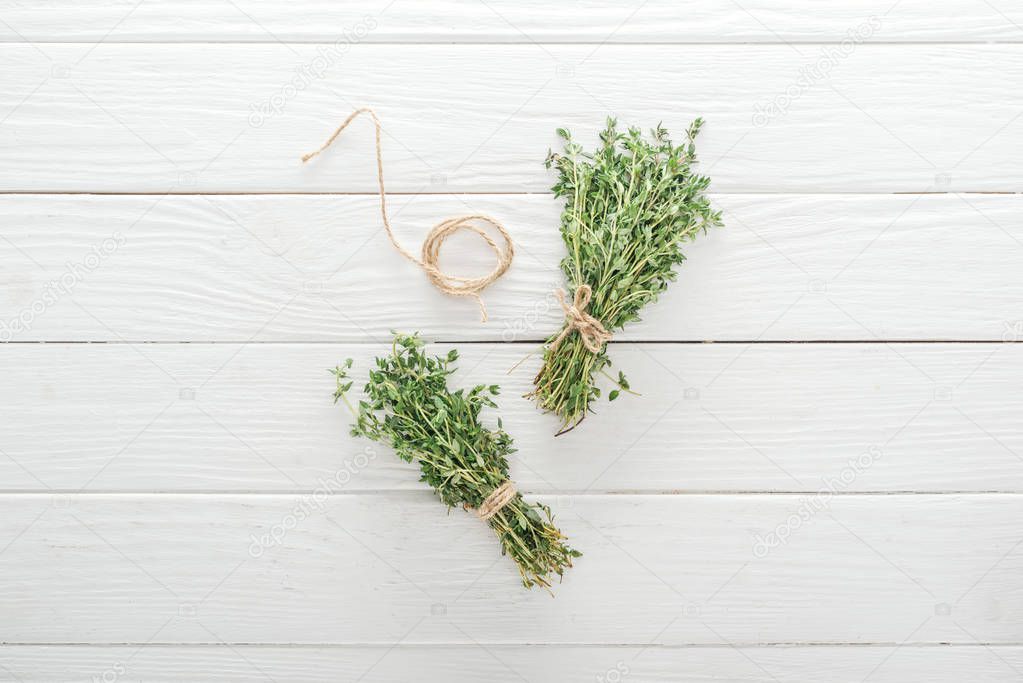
<box><xmin>0</xmin><ymin>190</ymin><xmax>1021</xmax><ymax>196</ymax></box>
<box><xmin>3</xmin><ymin>491</ymin><xmax>1020</xmax><ymax>496</ymax></box>
<box><xmin>1</xmin><ymin>340</ymin><xmax>1020</xmax><ymax>345</ymax></box>
<box><xmin>2</xmin><ymin>641</ymin><xmax>1021</xmax><ymax>648</ymax></box>
<box><xmin>4</xmin><ymin>40</ymin><xmax>1023</xmax><ymax>45</ymax></box>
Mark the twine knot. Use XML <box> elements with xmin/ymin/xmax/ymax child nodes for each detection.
<box><xmin>302</xmin><ymin>108</ymin><xmax>514</xmax><ymax>321</ymax></box>
<box><xmin>475</xmin><ymin>480</ymin><xmax>517</xmax><ymax>521</ymax></box>
<box><xmin>551</xmin><ymin>284</ymin><xmax>612</xmax><ymax>354</ymax></box>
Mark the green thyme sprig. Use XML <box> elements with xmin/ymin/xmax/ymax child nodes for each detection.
<box><xmin>332</xmin><ymin>332</ymin><xmax>580</xmax><ymax>590</ymax></box>
<box><xmin>530</xmin><ymin>118</ymin><xmax>722</xmax><ymax>432</ymax></box>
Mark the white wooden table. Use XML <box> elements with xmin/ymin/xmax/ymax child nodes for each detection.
<box><xmin>2</xmin><ymin>2</ymin><xmax>1022</xmax><ymax>681</ymax></box>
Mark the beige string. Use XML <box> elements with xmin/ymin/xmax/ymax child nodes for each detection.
<box><xmin>475</xmin><ymin>480</ymin><xmax>517</xmax><ymax>521</ymax></box>
<box><xmin>550</xmin><ymin>284</ymin><xmax>613</xmax><ymax>354</ymax></box>
<box><xmin>301</xmin><ymin>108</ymin><xmax>514</xmax><ymax>322</ymax></box>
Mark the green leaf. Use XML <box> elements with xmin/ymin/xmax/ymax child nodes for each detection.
<box><xmin>330</xmin><ymin>332</ymin><xmax>579</xmax><ymax>590</ymax></box>
<box><xmin>532</xmin><ymin>117</ymin><xmax>719</xmax><ymax>428</ymax></box>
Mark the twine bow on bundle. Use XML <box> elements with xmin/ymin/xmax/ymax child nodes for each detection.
<box><xmin>550</xmin><ymin>284</ymin><xmax>613</xmax><ymax>354</ymax></box>
<box><xmin>302</xmin><ymin>108</ymin><xmax>514</xmax><ymax>322</ymax></box>
<box><xmin>473</xmin><ymin>480</ymin><xmax>517</xmax><ymax>521</ymax></box>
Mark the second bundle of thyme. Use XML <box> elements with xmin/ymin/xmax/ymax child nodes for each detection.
<box><xmin>333</xmin><ymin>333</ymin><xmax>579</xmax><ymax>590</ymax></box>
<box><xmin>530</xmin><ymin>118</ymin><xmax>722</xmax><ymax>432</ymax></box>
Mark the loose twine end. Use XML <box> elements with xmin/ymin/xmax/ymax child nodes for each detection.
<box><xmin>302</xmin><ymin>108</ymin><xmax>514</xmax><ymax>322</ymax></box>
<box><xmin>550</xmin><ymin>284</ymin><xmax>613</xmax><ymax>354</ymax></box>
<box><xmin>475</xmin><ymin>480</ymin><xmax>517</xmax><ymax>521</ymax></box>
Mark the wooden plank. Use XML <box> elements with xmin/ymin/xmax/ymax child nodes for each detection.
<box><xmin>1</xmin><ymin>341</ymin><xmax>1021</xmax><ymax>494</ymax></box>
<box><xmin>2</xmin><ymin>193</ymin><xmax>1021</xmax><ymax>342</ymax></box>
<box><xmin>0</xmin><ymin>493</ymin><xmax>1019</xmax><ymax>644</ymax></box>
<box><xmin>2</xmin><ymin>1</ymin><xmax>1022</xmax><ymax>43</ymax></box>
<box><xmin>2</xmin><ymin>644</ymin><xmax>1023</xmax><ymax>682</ymax></box>
<box><xmin>2</xmin><ymin>44</ymin><xmax>1022</xmax><ymax>193</ymax></box>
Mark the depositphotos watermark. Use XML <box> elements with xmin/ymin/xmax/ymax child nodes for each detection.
<box><xmin>0</xmin><ymin>232</ymin><xmax>126</xmax><ymax>342</ymax></box>
<box><xmin>1002</xmin><ymin>320</ymin><xmax>1023</xmax><ymax>342</ymax></box>
<box><xmin>752</xmin><ymin>16</ymin><xmax>882</xmax><ymax>127</ymax></box>
<box><xmin>91</xmin><ymin>662</ymin><xmax>126</xmax><ymax>683</ymax></box>
<box><xmin>248</xmin><ymin>16</ymin><xmax>378</xmax><ymax>128</ymax></box>
<box><xmin>752</xmin><ymin>445</ymin><xmax>882</xmax><ymax>558</ymax></box>
<box><xmin>248</xmin><ymin>446</ymin><xmax>377</xmax><ymax>558</ymax></box>
<box><xmin>596</xmin><ymin>661</ymin><xmax>630</xmax><ymax>683</ymax></box>
<box><xmin>501</xmin><ymin>282</ymin><xmax>562</xmax><ymax>342</ymax></box>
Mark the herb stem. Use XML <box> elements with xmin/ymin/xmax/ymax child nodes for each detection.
<box><xmin>530</xmin><ymin>118</ymin><xmax>721</xmax><ymax>430</ymax></box>
<box><xmin>333</xmin><ymin>333</ymin><xmax>580</xmax><ymax>589</ymax></box>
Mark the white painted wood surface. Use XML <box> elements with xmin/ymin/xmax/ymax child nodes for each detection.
<box><xmin>2</xmin><ymin>1</ymin><xmax>1022</xmax><ymax>43</ymax></box>
<box><xmin>4</xmin><ymin>645</ymin><xmax>1023</xmax><ymax>683</ymax></box>
<box><xmin>2</xmin><ymin>3</ymin><xmax>1022</xmax><ymax>681</ymax></box>
<box><xmin>1</xmin><ymin>343</ymin><xmax>1020</xmax><ymax>493</ymax></box>
<box><xmin>2</xmin><ymin>44</ymin><xmax>1022</xmax><ymax>193</ymax></box>
<box><xmin>1</xmin><ymin>194</ymin><xmax>1021</xmax><ymax>342</ymax></box>
<box><xmin>2</xmin><ymin>493</ymin><xmax>1020</xmax><ymax>644</ymax></box>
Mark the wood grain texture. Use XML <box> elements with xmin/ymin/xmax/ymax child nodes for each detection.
<box><xmin>2</xmin><ymin>193</ymin><xmax>1021</xmax><ymax>342</ymax></box>
<box><xmin>2</xmin><ymin>644</ymin><xmax>1023</xmax><ymax>682</ymax></box>
<box><xmin>2</xmin><ymin>342</ymin><xmax>1021</xmax><ymax>495</ymax></box>
<box><xmin>4</xmin><ymin>3</ymin><xmax>1022</xmax><ymax>672</ymax></box>
<box><xmin>2</xmin><ymin>44</ymin><xmax>1022</xmax><ymax>193</ymax></box>
<box><xmin>1</xmin><ymin>493</ymin><xmax>1019</xmax><ymax>644</ymax></box>
<box><xmin>2</xmin><ymin>1</ymin><xmax>1022</xmax><ymax>43</ymax></box>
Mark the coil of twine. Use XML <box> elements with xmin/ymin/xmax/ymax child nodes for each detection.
<box><xmin>475</xmin><ymin>480</ymin><xmax>517</xmax><ymax>521</ymax></box>
<box><xmin>302</xmin><ymin>108</ymin><xmax>514</xmax><ymax>322</ymax></box>
<box><xmin>549</xmin><ymin>284</ymin><xmax>613</xmax><ymax>354</ymax></box>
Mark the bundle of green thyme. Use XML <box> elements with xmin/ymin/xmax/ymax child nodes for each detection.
<box><xmin>332</xmin><ymin>333</ymin><xmax>580</xmax><ymax>590</ymax></box>
<box><xmin>530</xmin><ymin>117</ymin><xmax>722</xmax><ymax>432</ymax></box>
